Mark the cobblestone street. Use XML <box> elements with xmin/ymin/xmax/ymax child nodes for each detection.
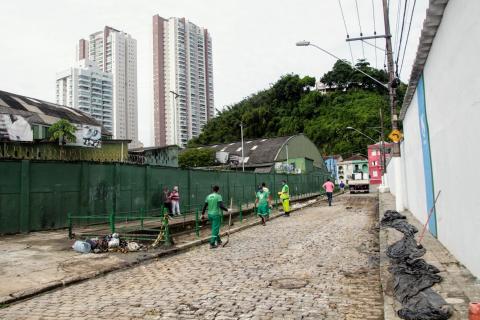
<box><xmin>0</xmin><ymin>195</ymin><xmax>383</xmax><ymax>320</ymax></box>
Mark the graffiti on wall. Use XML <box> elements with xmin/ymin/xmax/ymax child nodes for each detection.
<box><xmin>0</xmin><ymin>114</ymin><xmax>33</xmax><ymax>142</ymax></box>
<box><xmin>66</xmin><ymin>124</ymin><xmax>102</xmax><ymax>148</ymax></box>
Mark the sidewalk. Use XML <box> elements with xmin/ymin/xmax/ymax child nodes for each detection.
<box><xmin>0</xmin><ymin>194</ymin><xmax>321</xmax><ymax>306</ymax></box>
<box><xmin>379</xmin><ymin>192</ymin><xmax>480</xmax><ymax>319</ymax></box>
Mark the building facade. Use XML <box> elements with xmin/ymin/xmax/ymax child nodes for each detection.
<box><xmin>56</xmin><ymin>59</ymin><xmax>113</xmax><ymax>133</ymax></box>
<box><xmin>80</xmin><ymin>28</ymin><xmax>139</xmax><ymax>148</ymax></box>
<box><xmin>386</xmin><ymin>0</ymin><xmax>480</xmax><ymax>278</ymax></box>
<box><xmin>367</xmin><ymin>142</ymin><xmax>393</xmax><ymax>185</ymax></box>
<box><xmin>337</xmin><ymin>155</ymin><xmax>368</xmax><ymax>184</ymax></box>
<box><xmin>153</xmin><ymin>15</ymin><xmax>214</xmax><ymax>147</ymax></box>
<box><xmin>324</xmin><ymin>155</ymin><xmax>342</xmax><ymax>183</ymax></box>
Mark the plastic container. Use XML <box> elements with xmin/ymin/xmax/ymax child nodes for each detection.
<box><xmin>72</xmin><ymin>240</ymin><xmax>91</xmax><ymax>253</ymax></box>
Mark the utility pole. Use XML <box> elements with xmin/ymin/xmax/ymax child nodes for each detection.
<box><xmin>379</xmin><ymin>107</ymin><xmax>387</xmax><ymax>175</ymax></box>
<box><xmin>340</xmin><ymin>0</ymin><xmax>400</xmax><ymax>156</ymax></box>
<box><xmin>382</xmin><ymin>0</ymin><xmax>400</xmax><ymax>156</ymax></box>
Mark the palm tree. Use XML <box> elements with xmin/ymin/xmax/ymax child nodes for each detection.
<box><xmin>48</xmin><ymin>119</ymin><xmax>77</xmax><ymax>159</ymax></box>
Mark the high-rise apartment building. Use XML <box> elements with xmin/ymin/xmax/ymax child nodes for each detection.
<box><xmin>56</xmin><ymin>59</ymin><xmax>113</xmax><ymax>132</ymax></box>
<box><xmin>153</xmin><ymin>15</ymin><xmax>214</xmax><ymax>147</ymax></box>
<box><xmin>84</xmin><ymin>27</ymin><xmax>139</xmax><ymax>148</ymax></box>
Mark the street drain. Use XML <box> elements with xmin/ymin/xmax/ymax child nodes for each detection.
<box><xmin>270</xmin><ymin>278</ymin><xmax>308</xmax><ymax>289</ymax></box>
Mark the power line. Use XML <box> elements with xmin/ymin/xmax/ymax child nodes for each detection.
<box><xmin>399</xmin><ymin>0</ymin><xmax>418</xmax><ymax>76</ymax></box>
<box><xmin>395</xmin><ymin>0</ymin><xmax>409</xmax><ymax>77</ymax></box>
<box><xmin>393</xmin><ymin>0</ymin><xmax>403</xmax><ymax>62</ymax></box>
<box><xmin>372</xmin><ymin>0</ymin><xmax>378</xmax><ymax>68</ymax></box>
<box><xmin>337</xmin><ymin>0</ymin><xmax>355</xmax><ymax>64</ymax></box>
<box><xmin>354</xmin><ymin>0</ymin><xmax>366</xmax><ymax>59</ymax></box>
<box><xmin>362</xmin><ymin>40</ymin><xmax>386</xmax><ymax>52</ymax></box>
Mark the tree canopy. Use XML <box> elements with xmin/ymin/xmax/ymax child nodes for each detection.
<box><xmin>189</xmin><ymin>60</ymin><xmax>405</xmax><ymax>157</ymax></box>
<box><xmin>178</xmin><ymin>148</ymin><xmax>216</xmax><ymax>168</ymax></box>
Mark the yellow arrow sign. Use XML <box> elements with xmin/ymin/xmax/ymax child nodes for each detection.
<box><xmin>388</xmin><ymin>129</ymin><xmax>403</xmax><ymax>143</ymax></box>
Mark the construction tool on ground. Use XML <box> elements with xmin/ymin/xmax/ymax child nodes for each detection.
<box><xmin>152</xmin><ymin>211</ymin><xmax>173</xmax><ymax>248</ymax></box>
<box><xmin>418</xmin><ymin>190</ymin><xmax>441</xmax><ymax>245</ymax></box>
<box><xmin>222</xmin><ymin>198</ymin><xmax>233</xmax><ymax>247</ymax></box>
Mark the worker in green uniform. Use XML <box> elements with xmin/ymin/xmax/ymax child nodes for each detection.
<box><xmin>201</xmin><ymin>185</ymin><xmax>230</xmax><ymax>249</ymax></box>
<box><xmin>279</xmin><ymin>180</ymin><xmax>290</xmax><ymax>217</ymax></box>
<box><xmin>255</xmin><ymin>183</ymin><xmax>271</xmax><ymax>225</ymax></box>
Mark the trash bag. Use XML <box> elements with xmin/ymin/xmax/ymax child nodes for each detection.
<box><xmin>127</xmin><ymin>242</ymin><xmax>140</xmax><ymax>252</ymax></box>
<box><xmin>398</xmin><ymin>289</ymin><xmax>452</xmax><ymax>320</ymax></box>
<box><xmin>85</xmin><ymin>239</ymin><xmax>98</xmax><ymax>250</ymax></box>
<box><xmin>72</xmin><ymin>240</ymin><xmax>91</xmax><ymax>253</ymax></box>
<box><xmin>108</xmin><ymin>237</ymin><xmax>120</xmax><ymax>248</ymax></box>
<box><xmin>390</xmin><ymin>259</ymin><xmax>442</xmax><ymax>303</ymax></box>
<box><xmin>381</xmin><ymin>210</ymin><xmax>406</xmax><ymax>224</ymax></box>
<box><xmin>381</xmin><ymin>210</ymin><xmax>451</xmax><ymax>320</ymax></box>
<box><xmin>387</xmin><ymin>219</ymin><xmax>419</xmax><ymax>237</ymax></box>
<box><xmin>386</xmin><ymin>235</ymin><xmax>426</xmax><ymax>261</ymax></box>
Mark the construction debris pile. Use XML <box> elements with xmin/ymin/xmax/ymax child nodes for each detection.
<box><xmin>381</xmin><ymin>210</ymin><xmax>452</xmax><ymax>320</ymax></box>
<box><xmin>72</xmin><ymin>233</ymin><xmax>144</xmax><ymax>254</ymax></box>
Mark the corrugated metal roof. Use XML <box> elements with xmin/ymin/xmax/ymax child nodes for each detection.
<box><xmin>0</xmin><ymin>90</ymin><xmax>110</xmax><ymax>135</ymax></box>
<box><xmin>202</xmin><ymin>135</ymin><xmax>294</xmax><ymax>166</ymax></box>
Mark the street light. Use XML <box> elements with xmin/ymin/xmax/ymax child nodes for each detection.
<box><xmin>346</xmin><ymin>127</ymin><xmax>377</xmax><ymax>143</ymax></box>
<box><xmin>295</xmin><ymin>40</ymin><xmax>388</xmax><ymax>89</ymax></box>
<box><xmin>170</xmin><ymin>90</ymin><xmax>180</xmax><ymax>146</ymax></box>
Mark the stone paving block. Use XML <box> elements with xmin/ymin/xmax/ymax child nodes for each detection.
<box><xmin>0</xmin><ymin>195</ymin><xmax>383</xmax><ymax>320</ymax></box>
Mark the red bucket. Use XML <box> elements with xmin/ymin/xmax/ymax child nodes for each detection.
<box><xmin>469</xmin><ymin>302</ymin><xmax>480</xmax><ymax>320</ymax></box>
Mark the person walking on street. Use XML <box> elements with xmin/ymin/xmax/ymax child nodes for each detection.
<box><xmin>261</xmin><ymin>182</ymin><xmax>272</xmax><ymax>221</ymax></box>
<box><xmin>256</xmin><ymin>184</ymin><xmax>271</xmax><ymax>225</ymax></box>
<box><xmin>202</xmin><ymin>185</ymin><xmax>230</xmax><ymax>249</ymax></box>
<box><xmin>339</xmin><ymin>180</ymin><xmax>345</xmax><ymax>193</ymax></box>
<box><xmin>170</xmin><ymin>186</ymin><xmax>181</xmax><ymax>216</ymax></box>
<box><xmin>162</xmin><ymin>187</ymin><xmax>172</xmax><ymax>216</ymax></box>
<box><xmin>323</xmin><ymin>178</ymin><xmax>335</xmax><ymax>206</ymax></box>
<box><xmin>279</xmin><ymin>180</ymin><xmax>290</xmax><ymax>217</ymax></box>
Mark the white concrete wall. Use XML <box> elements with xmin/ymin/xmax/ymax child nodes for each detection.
<box><xmin>401</xmin><ymin>91</ymin><xmax>428</xmax><ymax>224</ymax></box>
<box><xmin>399</xmin><ymin>0</ymin><xmax>480</xmax><ymax>278</ymax></box>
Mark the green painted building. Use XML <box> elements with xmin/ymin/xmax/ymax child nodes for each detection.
<box><xmin>200</xmin><ymin>134</ymin><xmax>327</xmax><ymax>174</ymax></box>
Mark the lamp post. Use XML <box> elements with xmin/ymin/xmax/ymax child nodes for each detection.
<box><xmin>240</xmin><ymin>122</ymin><xmax>244</xmax><ymax>172</ymax></box>
<box><xmin>295</xmin><ymin>41</ymin><xmax>388</xmax><ymax>89</ymax></box>
<box><xmin>169</xmin><ymin>90</ymin><xmax>179</xmax><ymax>146</ymax></box>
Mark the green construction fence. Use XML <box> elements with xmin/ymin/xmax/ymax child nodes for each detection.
<box><xmin>0</xmin><ymin>160</ymin><xmax>331</xmax><ymax>234</ymax></box>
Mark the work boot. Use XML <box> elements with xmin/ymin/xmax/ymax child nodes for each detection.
<box><xmin>216</xmin><ymin>238</ymin><xmax>222</xmax><ymax>245</ymax></box>
<box><xmin>284</xmin><ymin>212</ymin><xmax>290</xmax><ymax>217</ymax></box>
<box><xmin>210</xmin><ymin>243</ymin><xmax>218</xmax><ymax>249</ymax></box>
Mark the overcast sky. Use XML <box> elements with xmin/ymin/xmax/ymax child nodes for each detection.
<box><xmin>0</xmin><ymin>0</ymin><xmax>427</xmax><ymax>146</ymax></box>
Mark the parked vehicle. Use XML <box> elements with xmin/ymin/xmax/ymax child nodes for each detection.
<box><xmin>348</xmin><ymin>172</ymin><xmax>369</xmax><ymax>194</ymax></box>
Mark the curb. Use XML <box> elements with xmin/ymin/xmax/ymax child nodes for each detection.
<box><xmin>0</xmin><ymin>196</ymin><xmax>322</xmax><ymax>306</ymax></box>
<box><xmin>378</xmin><ymin>193</ymin><xmax>402</xmax><ymax>320</ymax></box>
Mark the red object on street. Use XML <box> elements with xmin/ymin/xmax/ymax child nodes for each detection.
<box><xmin>470</xmin><ymin>302</ymin><xmax>480</xmax><ymax>320</ymax></box>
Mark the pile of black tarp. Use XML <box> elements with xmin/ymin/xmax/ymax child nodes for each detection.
<box><xmin>381</xmin><ymin>210</ymin><xmax>452</xmax><ymax>320</ymax></box>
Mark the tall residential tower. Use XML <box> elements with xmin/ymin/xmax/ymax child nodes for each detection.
<box><xmin>56</xmin><ymin>59</ymin><xmax>113</xmax><ymax>132</ymax></box>
<box><xmin>153</xmin><ymin>15</ymin><xmax>214</xmax><ymax>147</ymax></box>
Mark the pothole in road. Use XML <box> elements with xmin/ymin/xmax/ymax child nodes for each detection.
<box><xmin>270</xmin><ymin>277</ymin><xmax>309</xmax><ymax>289</ymax></box>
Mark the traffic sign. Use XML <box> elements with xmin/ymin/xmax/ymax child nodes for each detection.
<box><xmin>388</xmin><ymin>129</ymin><xmax>403</xmax><ymax>143</ymax></box>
